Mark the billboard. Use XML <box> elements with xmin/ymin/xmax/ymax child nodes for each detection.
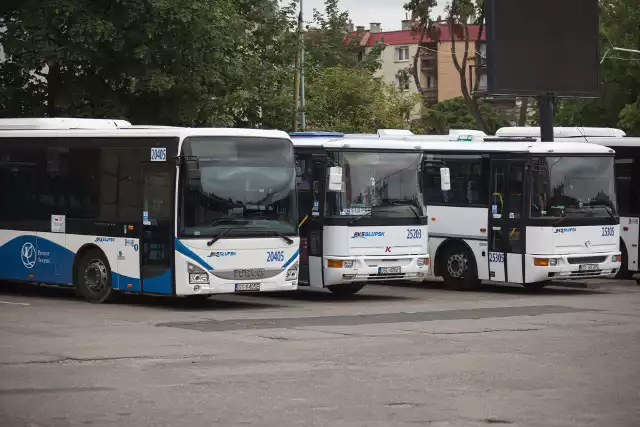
<box><xmin>485</xmin><ymin>0</ymin><xmax>600</xmax><ymax>97</ymax></box>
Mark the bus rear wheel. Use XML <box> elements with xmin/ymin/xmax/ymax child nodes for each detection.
<box><xmin>441</xmin><ymin>245</ymin><xmax>481</xmax><ymax>290</ymax></box>
<box><xmin>75</xmin><ymin>249</ymin><xmax>116</xmax><ymax>304</ymax></box>
<box><xmin>327</xmin><ymin>284</ymin><xmax>365</xmax><ymax>295</ymax></box>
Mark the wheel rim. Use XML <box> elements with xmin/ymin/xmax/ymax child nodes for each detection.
<box><xmin>85</xmin><ymin>259</ymin><xmax>108</xmax><ymax>294</ymax></box>
<box><xmin>447</xmin><ymin>252</ymin><xmax>467</xmax><ymax>279</ymax></box>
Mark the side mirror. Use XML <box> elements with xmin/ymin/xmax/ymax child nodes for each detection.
<box><xmin>439</xmin><ymin>167</ymin><xmax>451</xmax><ymax>192</ymax></box>
<box><xmin>327</xmin><ymin>166</ymin><xmax>344</xmax><ymax>192</ymax></box>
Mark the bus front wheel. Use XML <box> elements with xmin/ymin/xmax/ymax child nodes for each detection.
<box><xmin>327</xmin><ymin>284</ymin><xmax>365</xmax><ymax>295</ymax></box>
<box><xmin>75</xmin><ymin>249</ymin><xmax>116</xmax><ymax>304</ymax></box>
<box><xmin>441</xmin><ymin>245</ymin><xmax>481</xmax><ymax>290</ymax></box>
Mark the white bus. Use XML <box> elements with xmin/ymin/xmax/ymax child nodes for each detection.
<box><xmin>290</xmin><ymin>133</ymin><xmax>430</xmax><ymax>294</ymax></box>
<box><xmin>410</xmin><ymin>137</ymin><xmax>621</xmax><ymax>289</ymax></box>
<box><xmin>0</xmin><ymin>119</ymin><xmax>300</xmax><ymax>302</ymax></box>
<box><xmin>496</xmin><ymin>126</ymin><xmax>639</xmax><ymax>283</ymax></box>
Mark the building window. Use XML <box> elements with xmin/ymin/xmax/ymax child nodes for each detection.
<box><xmin>395</xmin><ymin>46</ymin><xmax>410</xmax><ymax>62</ymax></box>
<box><xmin>426</xmin><ymin>75</ymin><xmax>437</xmax><ymax>89</ymax></box>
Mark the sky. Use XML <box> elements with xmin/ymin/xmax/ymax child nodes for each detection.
<box><xmin>291</xmin><ymin>0</ymin><xmax>447</xmax><ymax>31</ymax></box>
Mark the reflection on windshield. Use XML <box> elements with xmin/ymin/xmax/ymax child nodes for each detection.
<box><xmin>180</xmin><ymin>137</ymin><xmax>298</xmax><ymax>237</ymax></box>
<box><xmin>529</xmin><ymin>156</ymin><xmax>617</xmax><ymax>218</ymax></box>
<box><xmin>326</xmin><ymin>151</ymin><xmax>425</xmax><ymax>219</ymax></box>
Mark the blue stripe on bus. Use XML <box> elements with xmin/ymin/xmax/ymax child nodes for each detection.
<box><xmin>0</xmin><ymin>235</ymin><xmax>74</xmax><ymax>284</ymax></box>
<box><xmin>282</xmin><ymin>249</ymin><xmax>299</xmax><ymax>269</ymax></box>
<box><xmin>174</xmin><ymin>239</ymin><xmax>213</xmax><ymax>271</ymax></box>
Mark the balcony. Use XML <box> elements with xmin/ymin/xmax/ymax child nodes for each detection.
<box><xmin>421</xmin><ymin>88</ymin><xmax>438</xmax><ymax>105</ymax></box>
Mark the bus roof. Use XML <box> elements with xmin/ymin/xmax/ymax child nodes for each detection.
<box><xmin>562</xmin><ymin>137</ymin><xmax>640</xmax><ymax>148</ymax></box>
<box><xmin>495</xmin><ymin>126</ymin><xmax>626</xmax><ymax>138</ymax></box>
<box><xmin>0</xmin><ymin>117</ymin><xmax>132</xmax><ymax>130</ymax></box>
<box><xmin>288</xmin><ymin>131</ymin><xmax>344</xmax><ymax>137</ymax></box>
<box><xmin>0</xmin><ymin>127</ymin><xmax>291</xmax><ymax>140</ymax></box>
<box><xmin>413</xmin><ymin>139</ymin><xmax>615</xmax><ymax>155</ymax></box>
<box><xmin>292</xmin><ymin>137</ymin><xmax>422</xmax><ymax>151</ymax></box>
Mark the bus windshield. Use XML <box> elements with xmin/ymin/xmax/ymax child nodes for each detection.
<box><xmin>529</xmin><ymin>156</ymin><xmax>617</xmax><ymax>219</ymax></box>
<box><xmin>180</xmin><ymin>137</ymin><xmax>298</xmax><ymax>238</ymax></box>
<box><xmin>327</xmin><ymin>151</ymin><xmax>425</xmax><ymax>219</ymax></box>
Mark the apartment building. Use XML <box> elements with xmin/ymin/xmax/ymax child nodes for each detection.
<box><xmin>348</xmin><ymin>21</ymin><xmax>487</xmax><ymax>106</ymax></box>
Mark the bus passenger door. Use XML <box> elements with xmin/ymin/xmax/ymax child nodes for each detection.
<box><xmin>140</xmin><ymin>162</ymin><xmax>174</xmax><ymax>294</ymax></box>
<box><xmin>296</xmin><ymin>154</ymin><xmax>325</xmax><ymax>288</ymax></box>
<box><xmin>488</xmin><ymin>159</ymin><xmax>525</xmax><ymax>284</ymax></box>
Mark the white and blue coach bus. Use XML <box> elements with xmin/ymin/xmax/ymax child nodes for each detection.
<box><xmin>289</xmin><ymin>132</ymin><xmax>430</xmax><ymax>294</ymax></box>
<box><xmin>0</xmin><ymin>119</ymin><xmax>299</xmax><ymax>303</ymax></box>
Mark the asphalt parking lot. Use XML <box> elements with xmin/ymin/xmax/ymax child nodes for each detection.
<box><xmin>1</xmin><ymin>279</ymin><xmax>639</xmax><ymax>427</ymax></box>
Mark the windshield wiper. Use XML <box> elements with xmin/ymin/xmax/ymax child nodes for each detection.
<box><xmin>587</xmin><ymin>202</ymin><xmax>617</xmax><ymax>221</ymax></box>
<box><xmin>255</xmin><ymin>229</ymin><xmax>294</xmax><ymax>245</ymax></box>
<box><xmin>207</xmin><ymin>219</ymin><xmax>249</xmax><ymax>246</ymax></box>
<box><xmin>381</xmin><ymin>199</ymin><xmax>423</xmax><ymax>221</ymax></box>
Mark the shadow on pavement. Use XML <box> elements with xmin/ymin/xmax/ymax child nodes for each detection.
<box><xmin>0</xmin><ymin>280</ymin><xmax>287</xmax><ymax>311</ymax></box>
<box><xmin>374</xmin><ymin>279</ymin><xmax>608</xmax><ymax>296</ymax></box>
<box><xmin>243</xmin><ymin>288</ymin><xmax>417</xmax><ymax>303</ymax></box>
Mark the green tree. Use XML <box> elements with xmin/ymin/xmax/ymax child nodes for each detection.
<box><xmin>404</xmin><ymin>0</ymin><xmax>489</xmax><ymax>132</ymax></box>
<box><xmin>304</xmin><ymin>0</ymin><xmax>385</xmax><ymax>73</ymax></box>
<box><xmin>553</xmin><ymin>0</ymin><xmax>640</xmax><ymax>134</ymax></box>
<box><xmin>618</xmin><ymin>97</ymin><xmax>640</xmax><ymax>135</ymax></box>
<box><xmin>304</xmin><ymin>66</ymin><xmax>419</xmax><ymax>133</ymax></box>
<box><xmin>0</xmin><ymin>0</ymin><xmax>274</xmax><ymax>125</ymax></box>
<box><xmin>412</xmin><ymin>97</ymin><xmax>506</xmax><ymax>134</ymax></box>
<box><xmin>229</xmin><ymin>0</ymin><xmax>298</xmax><ymax>129</ymax></box>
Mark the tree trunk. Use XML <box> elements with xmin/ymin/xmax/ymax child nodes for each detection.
<box><xmin>448</xmin><ymin>21</ymin><xmax>489</xmax><ymax>133</ymax></box>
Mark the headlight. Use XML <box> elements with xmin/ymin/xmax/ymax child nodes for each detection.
<box><xmin>327</xmin><ymin>259</ymin><xmax>354</xmax><ymax>268</ymax></box>
<box><xmin>188</xmin><ymin>262</ymin><xmax>209</xmax><ymax>284</ymax></box>
<box><xmin>534</xmin><ymin>258</ymin><xmax>557</xmax><ymax>267</ymax></box>
<box><xmin>286</xmin><ymin>262</ymin><xmax>299</xmax><ymax>280</ymax></box>
<box><xmin>417</xmin><ymin>257</ymin><xmax>429</xmax><ymax>267</ymax></box>
<box><xmin>612</xmin><ymin>254</ymin><xmax>621</xmax><ymax>263</ymax></box>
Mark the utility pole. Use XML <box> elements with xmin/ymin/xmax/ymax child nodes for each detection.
<box><xmin>293</xmin><ymin>0</ymin><xmax>304</xmax><ymax>131</ymax></box>
<box><xmin>538</xmin><ymin>94</ymin><xmax>555</xmax><ymax>142</ymax></box>
<box><xmin>299</xmin><ymin>0</ymin><xmax>306</xmax><ymax>130</ymax></box>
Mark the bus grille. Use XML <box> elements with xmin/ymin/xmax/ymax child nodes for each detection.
<box><xmin>567</xmin><ymin>256</ymin><xmax>607</xmax><ymax>265</ymax></box>
<box><xmin>367</xmin><ymin>273</ymin><xmax>406</xmax><ymax>280</ymax></box>
<box><xmin>568</xmin><ymin>269</ymin><xmax>603</xmax><ymax>277</ymax></box>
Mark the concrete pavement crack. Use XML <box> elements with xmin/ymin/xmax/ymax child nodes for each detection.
<box><xmin>405</xmin><ymin>328</ymin><xmax>541</xmax><ymax>335</ymax></box>
<box><xmin>0</xmin><ymin>353</ymin><xmax>218</xmax><ymax>366</ymax></box>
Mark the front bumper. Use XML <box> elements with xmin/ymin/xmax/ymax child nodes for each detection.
<box><xmin>525</xmin><ymin>252</ymin><xmax>621</xmax><ymax>283</ymax></box>
<box><xmin>323</xmin><ymin>255</ymin><xmax>430</xmax><ymax>287</ymax></box>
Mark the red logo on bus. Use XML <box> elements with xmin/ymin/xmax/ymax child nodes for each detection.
<box><xmin>385</xmin><ymin>246</ymin><xmax>391</xmax><ymax>252</ymax></box>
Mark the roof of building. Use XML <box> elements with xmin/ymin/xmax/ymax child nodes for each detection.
<box><xmin>346</xmin><ymin>23</ymin><xmax>485</xmax><ymax>47</ymax></box>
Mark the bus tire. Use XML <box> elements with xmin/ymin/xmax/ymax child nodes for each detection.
<box><xmin>441</xmin><ymin>244</ymin><xmax>481</xmax><ymax>290</ymax></box>
<box><xmin>327</xmin><ymin>284</ymin><xmax>365</xmax><ymax>295</ymax></box>
<box><xmin>75</xmin><ymin>249</ymin><xmax>116</xmax><ymax>304</ymax></box>
<box><xmin>615</xmin><ymin>243</ymin><xmax>632</xmax><ymax>280</ymax></box>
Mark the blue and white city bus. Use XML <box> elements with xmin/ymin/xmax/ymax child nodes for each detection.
<box><xmin>0</xmin><ymin>119</ymin><xmax>299</xmax><ymax>302</ymax></box>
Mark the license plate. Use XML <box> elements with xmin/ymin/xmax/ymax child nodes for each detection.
<box><xmin>579</xmin><ymin>264</ymin><xmax>598</xmax><ymax>272</ymax></box>
<box><xmin>378</xmin><ymin>267</ymin><xmax>401</xmax><ymax>274</ymax></box>
<box><xmin>235</xmin><ymin>283</ymin><xmax>260</xmax><ymax>292</ymax></box>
